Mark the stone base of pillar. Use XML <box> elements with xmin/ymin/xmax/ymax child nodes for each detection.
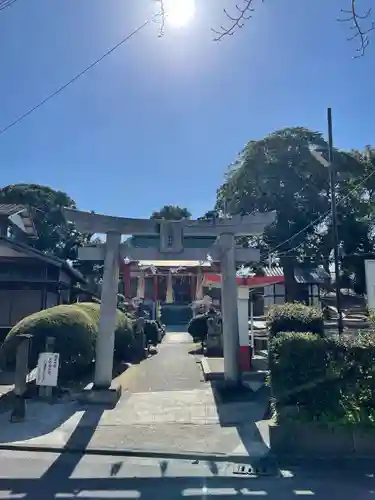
<box><xmin>214</xmin><ymin>378</ymin><xmax>255</xmax><ymax>403</ymax></box>
<box><xmin>77</xmin><ymin>383</ymin><xmax>122</xmax><ymax>408</ymax></box>
<box><xmin>239</xmin><ymin>345</ymin><xmax>252</xmax><ymax>372</ymax></box>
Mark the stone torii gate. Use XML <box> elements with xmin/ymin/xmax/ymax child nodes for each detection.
<box><xmin>63</xmin><ymin>208</ymin><xmax>275</xmax><ymax>401</ymax></box>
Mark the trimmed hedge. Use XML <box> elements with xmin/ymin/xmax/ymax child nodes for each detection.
<box><xmin>269</xmin><ymin>331</ymin><xmax>375</xmax><ymax>426</ymax></box>
<box><xmin>75</xmin><ymin>302</ymin><xmax>134</xmax><ymax>362</ymax></box>
<box><xmin>144</xmin><ymin>320</ymin><xmax>159</xmax><ymax>346</ymax></box>
<box><xmin>2</xmin><ymin>302</ymin><xmax>134</xmax><ymax>380</ymax></box>
<box><xmin>267</xmin><ymin>303</ymin><xmax>324</xmax><ymax>338</ymax></box>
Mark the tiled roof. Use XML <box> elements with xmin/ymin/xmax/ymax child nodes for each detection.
<box><xmin>295</xmin><ymin>267</ymin><xmax>329</xmax><ymax>284</ymax></box>
<box><xmin>0</xmin><ymin>204</ymin><xmax>38</xmax><ymax>238</ymax></box>
<box><xmin>263</xmin><ymin>266</ymin><xmax>284</xmax><ymax>277</ymax></box>
<box><xmin>138</xmin><ymin>260</ymin><xmax>212</xmax><ymax>268</ymax></box>
<box><xmin>0</xmin><ymin>236</ymin><xmax>86</xmax><ymax>283</ymax></box>
<box><xmin>0</xmin><ymin>204</ymin><xmax>25</xmax><ymax>216</ymax></box>
<box><xmin>238</xmin><ymin>265</ymin><xmax>329</xmax><ymax>283</ymax></box>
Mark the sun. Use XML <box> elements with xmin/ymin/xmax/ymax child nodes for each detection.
<box><xmin>164</xmin><ymin>0</ymin><xmax>196</xmax><ymax>28</ymax></box>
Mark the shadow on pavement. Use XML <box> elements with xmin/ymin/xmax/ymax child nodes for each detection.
<box><xmin>2</xmin><ymin>459</ymin><xmax>375</xmax><ymax>500</ymax></box>
<box><xmin>37</xmin><ymin>407</ymin><xmax>105</xmax><ymax>480</ymax></box>
<box><xmin>0</xmin><ymin>357</ymin><xmax>133</xmax><ymax>446</ymax></box>
<box><xmin>0</xmin><ymin>390</ymin><xmax>374</xmax><ymax>499</ymax></box>
<box><xmin>188</xmin><ymin>346</ymin><xmax>204</xmax><ymax>355</ymax></box>
<box><xmin>0</xmin><ymin>371</ymin><xmax>15</xmax><ymax>386</ymax></box>
<box><xmin>165</xmin><ymin>325</ymin><xmax>190</xmax><ymax>333</ymax></box>
<box><xmin>0</xmin><ymin>402</ymin><xmax>77</xmax><ymax>444</ymax></box>
<box><xmin>210</xmin><ymin>379</ymin><xmax>271</xmax><ymax>466</ymax></box>
<box><xmin>0</xmin><ymin>370</ymin><xmax>17</xmax><ymax>416</ymax></box>
<box><xmin>112</xmin><ymin>361</ymin><xmax>132</xmax><ymax>377</ymax></box>
<box><xmin>0</xmin><ymin>399</ymin><xmax>106</xmax><ymax>447</ymax></box>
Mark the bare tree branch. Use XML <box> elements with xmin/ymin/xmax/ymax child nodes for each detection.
<box><xmin>153</xmin><ymin>0</ymin><xmax>166</xmax><ymax>37</ymax></box>
<box><xmin>154</xmin><ymin>0</ymin><xmax>374</xmax><ymax>57</ymax></box>
<box><xmin>212</xmin><ymin>0</ymin><xmax>260</xmax><ymax>41</ymax></box>
<box><xmin>338</xmin><ymin>0</ymin><xmax>374</xmax><ymax>57</ymax></box>
<box><xmin>213</xmin><ymin>0</ymin><xmax>374</xmax><ymax>56</ymax></box>
<box><xmin>159</xmin><ymin>0</ymin><xmax>166</xmax><ymax>37</ymax></box>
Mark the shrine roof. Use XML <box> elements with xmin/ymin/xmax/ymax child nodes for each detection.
<box><xmin>137</xmin><ymin>260</ymin><xmax>212</xmax><ymax>268</ymax></box>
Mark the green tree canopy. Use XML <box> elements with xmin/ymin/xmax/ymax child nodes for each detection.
<box><xmin>215</xmin><ymin>127</ymin><xmax>374</xmax><ymax>299</ymax></box>
<box><xmin>150</xmin><ymin>205</ymin><xmax>192</xmax><ymax>220</ymax></box>
<box><xmin>0</xmin><ymin>183</ymin><xmax>89</xmax><ymax>260</ymax></box>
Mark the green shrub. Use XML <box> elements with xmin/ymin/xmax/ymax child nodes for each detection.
<box><xmin>267</xmin><ymin>303</ymin><xmax>324</xmax><ymax>338</ymax></box>
<box><xmin>144</xmin><ymin>320</ymin><xmax>159</xmax><ymax>346</ymax></box>
<box><xmin>75</xmin><ymin>303</ymin><xmax>134</xmax><ymax>352</ymax></box>
<box><xmin>74</xmin><ymin>302</ymin><xmax>101</xmax><ymax>325</ymax></box>
<box><xmin>2</xmin><ymin>302</ymin><xmax>135</xmax><ymax>379</ymax></box>
<box><xmin>269</xmin><ymin>330</ymin><xmax>375</xmax><ymax>426</ymax></box>
<box><xmin>3</xmin><ymin>304</ymin><xmax>96</xmax><ymax>379</ymax></box>
<box><xmin>269</xmin><ymin>332</ymin><xmax>334</xmax><ymax>419</ymax></box>
<box><xmin>187</xmin><ymin>314</ymin><xmax>208</xmax><ymax>341</ymax></box>
<box><xmin>369</xmin><ymin>310</ymin><xmax>375</xmax><ymax>326</ymax></box>
<box><xmin>114</xmin><ymin>311</ymin><xmax>135</xmax><ymax>362</ymax></box>
<box><xmin>71</xmin><ymin>302</ymin><xmax>134</xmax><ymax>363</ymax></box>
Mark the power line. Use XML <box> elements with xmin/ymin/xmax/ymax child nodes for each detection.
<box><xmin>0</xmin><ymin>0</ymin><xmax>19</xmax><ymax>11</ymax></box>
<box><xmin>264</xmin><ymin>164</ymin><xmax>375</xmax><ymax>262</ymax></box>
<box><xmin>0</xmin><ymin>14</ymin><xmax>159</xmax><ymax>137</ymax></box>
<box><xmin>267</xmin><ymin>166</ymin><xmax>375</xmax><ymax>259</ymax></box>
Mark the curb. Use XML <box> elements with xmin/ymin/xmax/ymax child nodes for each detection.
<box><xmin>199</xmin><ymin>358</ymin><xmax>267</xmax><ymax>384</ymax></box>
<box><xmin>0</xmin><ymin>442</ymin><xmax>271</xmax><ymax>464</ymax></box>
<box><xmin>199</xmin><ymin>358</ymin><xmax>223</xmax><ymax>382</ymax></box>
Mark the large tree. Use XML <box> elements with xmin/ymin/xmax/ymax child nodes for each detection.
<box><xmin>150</xmin><ymin>205</ymin><xmax>192</xmax><ymax>220</ymax></box>
<box><xmin>336</xmin><ymin>147</ymin><xmax>375</xmax><ymax>293</ymax></box>
<box><xmin>215</xmin><ymin>127</ymin><xmax>374</xmax><ymax>300</ymax></box>
<box><xmin>0</xmin><ymin>184</ymin><xmax>89</xmax><ymax>260</ymax></box>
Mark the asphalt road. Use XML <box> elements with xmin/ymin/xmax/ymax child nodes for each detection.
<box><xmin>1</xmin><ymin>331</ymin><xmax>373</xmax><ymax>498</ymax></box>
<box><xmin>0</xmin><ymin>449</ymin><xmax>375</xmax><ymax>499</ymax></box>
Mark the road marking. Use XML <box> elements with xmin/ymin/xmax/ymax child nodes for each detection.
<box><xmin>0</xmin><ymin>492</ymin><xmax>26</xmax><ymax>499</ymax></box>
<box><xmin>55</xmin><ymin>492</ymin><xmax>141</xmax><ymax>499</ymax></box>
<box><xmin>75</xmin><ymin>491</ymin><xmax>140</xmax><ymax>498</ymax></box>
<box><xmin>279</xmin><ymin>469</ymin><xmax>295</xmax><ymax>478</ymax></box>
<box><xmin>182</xmin><ymin>488</ymin><xmax>237</xmax><ymax>496</ymax></box>
<box><xmin>239</xmin><ymin>490</ymin><xmax>268</xmax><ymax>496</ymax></box>
<box><xmin>182</xmin><ymin>488</ymin><xmax>268</xmax><ymax>496</ymax></box>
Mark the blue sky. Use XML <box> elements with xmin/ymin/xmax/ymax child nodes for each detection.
<box><xmin>1</xmin><ymin>0</ymin><xmax>374</xmax><ymax>219</ymax></box>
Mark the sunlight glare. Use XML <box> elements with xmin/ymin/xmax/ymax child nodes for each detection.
<box><xmin>164</xmin><ymin>0</ymin><xmax>196</xmax><ymax>28</ymax></box>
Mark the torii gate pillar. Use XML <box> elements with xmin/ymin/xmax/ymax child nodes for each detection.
<box><xmin>95</xmin><ymin>231</ymin><xmax>121</xmax><ymax>389</ymax></box>
<box><xmin>218</xmin><ymin>233</ymin><xmax>240</xmax><ymax>384</ymax></box>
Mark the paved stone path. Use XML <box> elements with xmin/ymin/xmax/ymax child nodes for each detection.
<box><xmin>0</xmin><ymin>329</ymin><xmax>270</xmax><ymax>459</ymax></box>
<box><xmin>124</xmin><ymin>331</ymin><xmax>204</xmax><ymax>393</ymax></box>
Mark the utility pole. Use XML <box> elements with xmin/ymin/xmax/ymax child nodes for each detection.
<box><xmin>327</xmin><ymin>108</ymin><xmax>344</xmax><ymax>336</ymax></box>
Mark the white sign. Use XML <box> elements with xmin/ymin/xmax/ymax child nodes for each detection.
<box><xmin>36</xmin><ymin>352</ymin><xmax>60</xmax><ymax>387</ymax></box>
